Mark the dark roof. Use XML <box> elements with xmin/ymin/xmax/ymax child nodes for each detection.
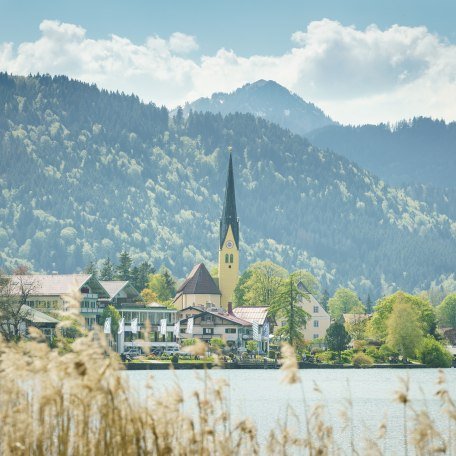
<box><xmin>175</xmin><ymin>263</ymin><xmax>221</xmax><ymax>296</ymax></box>
<box><xmin>220</xmin><ymin>153</ymin><xmax>239</xmax><ymax>248</ymax></box>
<box><xmin>297</xmin><ymin>281</ymin><xmax>312</xmax><ymax>294</ymax></box>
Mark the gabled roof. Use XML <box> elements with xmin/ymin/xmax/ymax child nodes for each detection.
<box><xmin>99</xmin><ymin>280</ymin><xmax>140</xmax><ymax>300</ymax></box>
<box><xmin>175</xmin><ymin>263</ymin><xmax>221</xmax><ymax>297</ymax></box>
<box><xmin>22</xmin><ymin>305</ymin><xmax>60</xmax><ymax>324</ymax></box>
<box><xmin>232</xmin><ymin>306</ymin><xmax>269</xmax><ymax>325</ymax></box>
<box><xmin>9</xmin><ymin>274</ymin><xmax>109</xmax><ymax>297</ymax></box>
<box><xmin>179</xmin><ymin>308</ymin><xmax>251</xmax><ymax>327</ymax></box>
<box><xmin>297</xmin><ymin>281</ymin><xmax>312</xmax><ymax>294</ymax></box>
<box><xmin>220</xmin><ymin>153</ymin><xmax>239</xmax><ymax>248</ymax></box>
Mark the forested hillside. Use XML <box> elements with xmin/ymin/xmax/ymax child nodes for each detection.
<box><xmin>307</xmin><ymin>119</ymin><xmax>456</xmax><ymax>188</ymax></box>
<box><xmin>1</xmin><ymin>74</ymin><xmax>455</xmax><ymax>298</ymax></box>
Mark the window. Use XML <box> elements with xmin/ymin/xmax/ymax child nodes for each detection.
<box><xmin>313</xmin><ymin>320</ymin><xmax>319</xmax><ymax>328</ymax></box>
<box><xmin>230</xmin><ymin>254</ymin><xmax>233</xmax><ymax>263</ymax></box>
<box><xmin>225</xmin><ymin>328</ymin><xmax>236</xmax><ymax>334</ymax></box>
<box><xmin>313</xmin><ymin>334</ymin><xmax>319</xmax><ymax>339</ymax></box>
<box><xmin>225</xmin><ymin>254</ymin><xmax>229</xmax><ymax>263</ymax></box>
<box><xmin>313</xmin><ymin>306</ymin><xmax>319</xmax><ymax>313</ymax></box>
<box><xmin>203</xmin><ymin>328</ymin><xmax>214</xmax><ymax>335</ymax></box>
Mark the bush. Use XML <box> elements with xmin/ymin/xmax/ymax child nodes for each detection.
<box><xmin>315</xmin><ymin>351</ymin><xmax>334</xmax><ymax>363</ymax></box>
<box><xmin>379</xmin><ymin>344</ymin><xmax>399</xmax><ymax>362</ymax></box>
<box><xmin>365</xmin><ymin>346</ymin><xmax>385</xmax><ymax>363</ymax></box>
<box><xmin>352</xmin><ymin>352</ymin><xmax>374</xmax><ymax>366</ymax></box>
<box><xmin>353</xmin><ymin>340</ymin><xmax>367</xmax><ymax>351</ymax></box>
<box><xmin>418</xmin><ymin>336</ymin><xmax>453</xmax><ymax>368</ymax></box>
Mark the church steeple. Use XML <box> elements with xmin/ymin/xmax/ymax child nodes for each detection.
<box><xmin>220</xmin><ymin>152</ymin><xmax>239</xmax><ymax>248</ymax></box>
<box><xmin>218</xmin><ymin>151</ymin><xmax>240</xmax><ymax>309</ymax></box>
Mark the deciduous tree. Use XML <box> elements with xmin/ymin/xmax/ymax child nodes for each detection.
<box><xmin>437</xmin><ymin>293</ymin><xmax>456</xmax><ymax>329</ymax></box>
<box><xmin>328</xmin><ymin>288</ymin><xmax>364</xmax><ymax>320</ymax></box>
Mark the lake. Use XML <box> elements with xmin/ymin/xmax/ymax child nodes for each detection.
<box><xmin>126</xmin><ymin>367</ymin><xmax>456</xmax><ymax>454</ymax></box>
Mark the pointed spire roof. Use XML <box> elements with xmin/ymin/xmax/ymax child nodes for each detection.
<box><xmin>175</xmin><ymin>263</ymin><xmax>221</xmax><ymax>296</ymax></box>
<box><xmin>220</xmin><ymin>152</ymin><xmax>239</xmax><ymax>248</ymax></box>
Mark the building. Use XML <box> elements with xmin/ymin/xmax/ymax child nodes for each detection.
<box><xmin>218</xmin><ymin>153</ymin><xmax>240</xmax><ymax>309</ymax></box>
<box><xmin>177</xmin><ymin>305</ymin><xmax>251</xmax><ymax>348</ymax></box>
<box><xmin>174</xmin><ymin>152</ymin><xmax>240</xmax><ymax>311</ymax></box>
<box><xmin>232</xmin><ymin>306</ymin><xmax>274</xmax><ymax>352</ymax></box>
<box><xmin>172</xmin><ymin>263</ymin><xmax>221</xmax><ymax>309</ymax></box>
<box><xmin>297</xmin><ymin>281</ymin><xmax>330</xmax><ymax>341</ymax></box>
<box><xmin>100</xmin><ymin>280</ymin><xmax>177</xmax><ymax>352</ymax></box>
<box><xmin>11</xmin><ymin>273</ymin><xmax>110</xmax><ymax>330</ymax></box>
<box><xmin>21</xmin><ymin>305</ymin><xmax>60</xmax><ymax>341</ymax></box>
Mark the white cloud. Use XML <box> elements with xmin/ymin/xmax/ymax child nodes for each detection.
<box><xmin>0</xmin><ymin>19</ymin><xmax>455</xmax><ymax>124</ymax></box>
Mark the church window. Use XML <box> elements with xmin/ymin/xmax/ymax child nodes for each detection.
<box><xmin>225</xmin><ymin>254</ymin><xmax>229</xmax><ymax>263</ymax></box>
<box><xmin>230</xmin><ymin>254</ymin><xmax>233</xmax><ymax>263</ymax></box>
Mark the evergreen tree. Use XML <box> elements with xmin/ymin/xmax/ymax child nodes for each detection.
<box><xmin>116</xmin><ymin>251</ymin><xmax>133</xmax><ymax>281</ymax></box>
<box><xmin>131</xmin><ymin>261</ymin><xmax>155</xmax><ymax>292</ymax></box>
<box><xmin>320</xmin><ymin>289</ymin><xmax>330</xmax><ymax>312</ymax></box>
<box><xmin>161</xmin><ymin>268</ymin><xmax>176</xmax><ymax>299</ymax></box>
<box><xmin>99</xmin><ymin>258</ymin><xmax>115</xmax><ymax>281</ymax></box>
<box><xmin>269</xmin><ymin>274</ymin><xmax>310</xmax><ymax>349</ymax></box>
<box><xmin>325</xmin><ymin>321</ymin><xmax>351</xmax><ymax>361</ymax></box>
<box><xmin>83</xmin><ymin>260</ymin><xmax>98</xmax><ymax>278</ymax></box>
<box><xmin>365</xmin><ymin>294</ymin><xmax>373</xmax><ymax>314</ymax></box>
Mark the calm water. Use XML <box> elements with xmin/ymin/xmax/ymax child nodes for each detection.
<box><xmin>126</xmin><ymin>368</ymin><xmax>456</xmax><ymax>454</ymax></box>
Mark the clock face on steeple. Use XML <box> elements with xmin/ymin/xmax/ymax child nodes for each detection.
<box><xmin>225</xmin><ymin>240</ymin><xmax>234</xmax><ymax>249</ymax></box>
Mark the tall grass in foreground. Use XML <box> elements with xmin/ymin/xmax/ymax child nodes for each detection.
<box><xmin>1</xmin><ymin>328</ymin><xmax>455</xmax><ymax>455</ymax></box>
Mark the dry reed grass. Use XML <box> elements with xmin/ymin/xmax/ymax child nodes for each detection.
<box><xmin>0</xmin><ymin>328</ymin><xmax>455</xmax><ymax>455</ymax></box>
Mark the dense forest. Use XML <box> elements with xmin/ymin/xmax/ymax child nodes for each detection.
<box><xmin>307</xmin><ymin>119</ymin><xmax>456</xmax><ymax>188</ymax></box>
<box><xmin>0</xmin><ymin>74</ymin><xmax>455</xmax><ymax>298</ymax></box>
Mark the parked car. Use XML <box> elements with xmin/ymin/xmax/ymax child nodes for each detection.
<box><xmin>122</xmin><ymin>347</ymin><xmax>143</xmax><ymax>358</ymax></box>
<box><xmin>163</xmin><ymin>346</ymin><xmax>180</xmax><ymax>355</ymax></box>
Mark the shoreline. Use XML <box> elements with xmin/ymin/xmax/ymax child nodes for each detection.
<box><xmin>123</xmin><ymin>361</ymin><xmax>437</xmax><ymax>370</ymax></box>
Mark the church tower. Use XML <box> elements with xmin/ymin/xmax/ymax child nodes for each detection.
<box><xmin>218</xmin><ymin>152</ymin><xmax>240</xmax><ymax>309</ymax></box>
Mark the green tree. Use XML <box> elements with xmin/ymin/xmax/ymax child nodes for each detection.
<box><xmin>240</xmin><ymin>261</ymin><xmax>288</xmax><ymax>307</ymax></box>
<box><xmin>246</xmin><ymin>340</ymin><xmax>258</xmax><ymax>353</ymax></box>
<box><xmin>369</xmin><ymin>291</ymin><xmax>437</xmax><ymax>341</ymax></box>
<box><xmin>365</xmin><ymin>294</ymin><xmax>373</xmax><ymax>314</ymax></box>
<box><xmin>418</xmin><ymin>336</ymin><xmax>452</xmax><ymax>367</ymax></box>
<box><xmin>83</xmin><ymin>260</ymin><xmax>98</xmax><ymax>278</ymax></box>
<box><xmin>325</xmin><ymin>321</ymin><xmax>351</xmax><ymax>361</ymax></box>
<box><xmin>291</xmin><ymin>270</ymin><xmax>319</xmax><ymax>295</ymax></box>
<box><xmin>99</xmin><ymin>257</ymin><xmax>115</xmax><ymax>281</ymax></box>
<box><xmin>328</xmin><ymin>288</ymin><xmax>364</xmax><ymax>320</ymax></box>
<box><xmin>437</xmin><ymin>293</ymin><xmax>456</xmax><ymax>329</ymax></box>
<box><xmin>233</xmin><ymin>269</ymin><xmax>252</xmax><ymax>307</ymax></box>
<box><xmin>270</xmin><ymin>275</ymin><xmax>310</xmax><ymax>349</ymax></box>
<box><xmin>101</xmin><ymin>304</ymin><xmax>121</xmax><ymax>337</ymax></box>
<box><xmin>116</xmin><ymin>251</ymin><xmax>133</xmax><ymax>281</ymax></box>
<box><xmin>209</xmin><ymin>337</ymin><xmax>225</xmax><ymax>351</ymax></box>
<box><xmin>143</xmin><ymin>269</ymin><xmax>176</xmax><ymax>304</ymax></box>
<box><xmin>131</xmin><ymin>261</ymin><xmax>155</xmax><ymax>293</ymax></box>
<box><xmin>320</xmin><ymin>289</ymin><xmax>330</xmax><ymax>312</ymax></box>
<box><xmin>386</xmin><ymin>300</ymin><xmax>423</xmax><ymax>360</ymax></box>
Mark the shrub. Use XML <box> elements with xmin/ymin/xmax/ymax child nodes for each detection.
<box><xmin>365</xmin><ymin>346</ymin><xmax>384</xmax><ymax>362</ymax></box>
<box><xmin>418</xmin><ymin>336</ymin><xmax>453</xmax><ymax>368</ymax></box>
<box><xmin>352</xmin><ymin>352</ymin><xmax>374</xmax><ymax>366</ymax></box>
<box><xmin>352</xmin><ymin>340</ymin><xmax>367</xmax><ymax>351</ymax></box>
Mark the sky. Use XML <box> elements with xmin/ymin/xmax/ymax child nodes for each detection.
<box><xmin>0</xmin><ymin>0</ymin><xmax>455</xmax><ymax>124</ymax></box>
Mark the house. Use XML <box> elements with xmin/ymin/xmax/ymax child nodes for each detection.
<box><xmin>173</xmin><ymin>263</ymin><xmax>221</xmax><ymax>309</ymax></box>
<box><xmin>21</xmin><ymin>305</ymin><xmax>60</xmax><ymax>341</ymax></box>
<box><xmin>10</xmin><ymin>274</ymin><xmax>110</xmax><ymax>330</ymax></box>
<box><xmin>177</xmin><ymin>305</ymin><xmax>252</xmax><ymax>348</ymax></box>
<box><xmin>297</xmin><ymin>281</ymin><xmax>331</xmax><ymax>341</ymax></box>
<box><xmin>118</xmin><ymin>302</ymin><xmax>177</xmax><ymax>352</ymax></box>
<box><xmin>232</xmin><ymin>306</ymin><xmax>274</xmax><ymax>352</ymax></box>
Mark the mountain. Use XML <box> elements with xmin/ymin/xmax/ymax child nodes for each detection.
<box><xmin>1</xmin><ymin>73</ymin><xmax>455</xmax><ymax>299</ymax></box>
<box><xmin>182</xmin><ymin>79</ymin><xmax>334</xmax><ymax>135</ymax></box>
<box><xmin>307</xmin><ymin>118</ymin><xmax>456</xmax><ymax>188</ymax></box>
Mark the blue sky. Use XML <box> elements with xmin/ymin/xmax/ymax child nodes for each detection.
<box><xmin>1</xmin><ymin>0</ymin><xmax>455</xmax><ymax>124</ymax></box>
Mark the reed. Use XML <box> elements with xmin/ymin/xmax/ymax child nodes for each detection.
<box><xmin>0</xmin><ymin>328</ymin><xmax>455</xmax><ymax>455</ymax></box>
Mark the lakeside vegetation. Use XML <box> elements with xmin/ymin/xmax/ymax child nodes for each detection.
<box><xmin>1</xmin><ymin>325</ymin><xmax>455</xmax><ymax>455</ymax></box>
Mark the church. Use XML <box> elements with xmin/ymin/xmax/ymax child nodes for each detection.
<box><xmin>173</xmin><ymin>152</ymin><xmax>239</xmax><ymax>310</ymax></box>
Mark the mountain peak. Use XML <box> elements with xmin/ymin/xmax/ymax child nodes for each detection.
<box><xmin>183</xmin><ymin>80</ymin><xmax>334</xmax><ymax>135</ymax></box>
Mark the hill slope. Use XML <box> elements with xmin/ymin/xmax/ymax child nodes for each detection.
<box><xmin>0</xmin><ymin>74</ymin><xmax>455</xmax><ymax>298</ymax></box>
<box><xmin>182</xmin><ymin>79</ymin><xmax>334</xmax><ymax>135</ymax></box>
<box><xmin>307</xmin><ymin>118</ymin><xmax>456</xmax><ymax>188</ymax></box>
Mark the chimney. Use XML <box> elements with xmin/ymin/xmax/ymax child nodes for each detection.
<box><xmin>227</xmin><ymin>301</ymin><xmax>233</xmax><ymax>315</ymax></box>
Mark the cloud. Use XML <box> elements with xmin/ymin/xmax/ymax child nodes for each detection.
<box><xmin>0</xmin><ymin>19</ymin><xmax>455</xmax><ymax>124</ymax></box>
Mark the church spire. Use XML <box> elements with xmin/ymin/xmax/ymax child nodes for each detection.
<box><xmin>220</xmin><ymin>152</ymin><xmax>239</xmax><ymax>249</ymax></box>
